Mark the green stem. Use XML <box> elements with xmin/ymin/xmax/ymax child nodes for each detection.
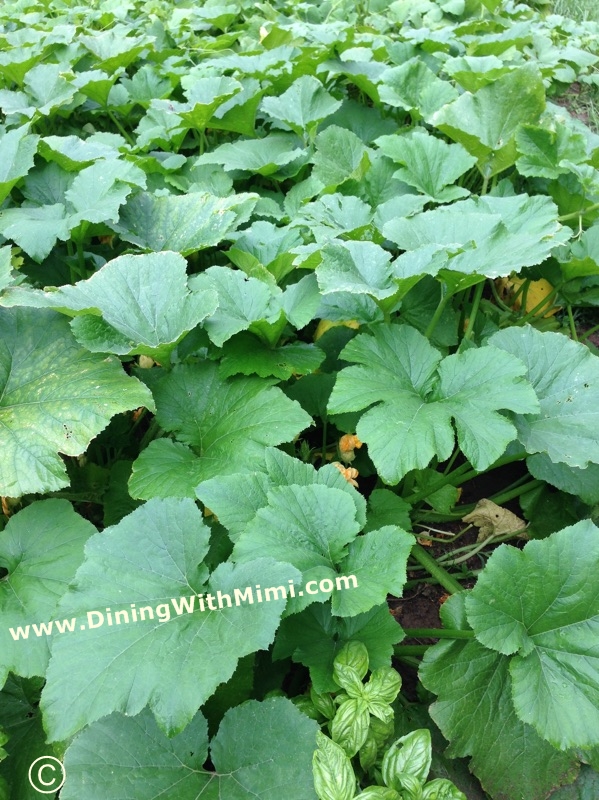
<box><xmin>410</xmin><ymin>544</ymin><xmax>464</xmax><ymax>594</ymax></box>
<box><xmin>442</xmin><ymin>447</ymin><xmax>460</xmax><ymax>476</ymax></box>
<box><xmin>439</xmin><ymin>529</ymin><xmax>528</xmax><ymax>566</ymax></box>
<box><xmin>404</xmin><ymin>571</ymin><xmax>480</xmax><ymax>589</ymax></box>
<box><xmin>406</xmin><ymin>461</ymin><xmax>473</xmax><ymax>505</ymax></box>
<box><xmin>566</xmin><ymin>305</ymin><xmax>578</xmax><ymax>341</ymax></box>
<box><xmin>489</xmin><ymin>277</ymin><xmax>514</xmax><ymax>313</ymax></box>
<box><xmin>66</xmin><ymin>240</ymin><xmax>78</xmax><ymax>284</ymax></box>
<box><xmin>581</xmin><ymin>322</ymin><xmax>599</xmax><ymax>341</ymax></box>
<box><xmin>462</xmin><ymin>280</ymin><xmax>484</xmax><ymax>341</ymax></box>
<box><xmin>521</xmin><ymin>279</ymin><xmax>530</xmax><ymax>317</ymax></box>
<box><xmin>138</xmin><ymin>418</ymin><xmax>164</xmax><ymax>450</ymax></box>
<box><xmin>414</xmin><ymin>479</ymin><xmax>542</xmax><ymax>525</ymax></box>
<box><xmin>489</xmin><ymin>478</ymin><xmax>543</xmax><ymax>506</ymax></box>
<box><xmin>394</xmin><ymin>655</ymin><xmax>422</xmax><ymax>668</ymax></box>
<box><xmin>401</xmin><ymin>627</ymin><xmax>475</xmax><ymax>640</ymax></box>
<box><xmin>394</xmin><ymin>645</ymin><xmax>430</xmax><ymax>656</ymax></box>
<box><xmin>424</xmin><ymin>286</ymin><xmax>450</xmax><ymax>339</ymax></box>
<box><xmin>516</xmin><ymin>285</ymin><xmax>560</xmax><ymax>323</ymax></box>
<box><xmin>76</xmin><ymin>237</ymin><xmax>86</xmax><ymax>279</ymax></box>
<box><xmin>107</xmin><ymin>110</ymin><xmax>135</xmax><ymax>147</ymax></box>
<box><xmin>558</xmin><ymin>201</ymin><xmax>599</xmax><ymax>222</ymax></box>
<box><xmin>407</xmin><ymin>449</ymin><xmax>528</xmax><ymax>507</ymax></box>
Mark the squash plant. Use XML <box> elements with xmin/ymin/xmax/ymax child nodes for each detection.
<box><xmin>0</xmin><ymin>0</ymin><xmax>599</xmax><ymax>797</ymax></box>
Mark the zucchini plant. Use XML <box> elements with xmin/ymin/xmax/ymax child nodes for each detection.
<box><xmin>0</xmin><ymin>0</ymin><xmax>599</xmax><ymax>797</ymax></box>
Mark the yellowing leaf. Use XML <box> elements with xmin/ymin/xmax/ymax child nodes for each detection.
<box><xmin>462</xmin><ymin>499</ymin><xmax>527</xmax><ymax>542</ymax></box>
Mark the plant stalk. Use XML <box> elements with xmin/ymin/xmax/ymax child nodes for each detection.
<box><xmin>410</xmin><ymin>544</ymin><xmax>464</xmax><ymax>594</ymax></box>
<box><xmin>462</xmin><ymin>280</ymin><xmax>484</xmax><ymax>341</ymax></box>
<box><xmin>401</xmin><ymin>628</ymin><xmax>474</xmax><ymax>640</ymax></box>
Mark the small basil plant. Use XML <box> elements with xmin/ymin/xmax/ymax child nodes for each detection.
<box><xmin>301</xmin><ymin>642</ymin><xmax>466</xmax><ymax>800</ymax></box>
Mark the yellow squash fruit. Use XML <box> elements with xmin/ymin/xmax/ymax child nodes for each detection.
<box><xmin>314</xmin><ymin>319</ymin><xmax>360</xmax><ymax>341</ymax></box>
<box><xmin>496</xmin><ymin>276</ymin><xmax>560</xmax><ymax>318</ymax></box>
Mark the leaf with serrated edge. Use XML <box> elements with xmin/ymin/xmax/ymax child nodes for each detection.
<box><xmin>465</xmin><ymin>520</ymin><xmax>599</xmax><ymax>750</ymax></box>
<box><xmin>376</xmin><ymin>130</ymin><xmax>476</xmax><ymax>202</ymax></box>
<box><xmin>0</xmin><ymin>252</ymin><xmax>218</xmax><ymax>362</ymax></box>
<box><xmin>420</xmin><ymin>595</ymin><xmax>578</xmax><ymax>800</ymax></box>
<box><xmin>190</xmin><ymin>266</ymin><xmax>282</xmax><ymax>347</ymax></box>
<box><xmin>316</xmin><ymin>241</ymin><xmax>398</xmax><ymax>301</ymax></box>
<box><xmin>328</xmin><ymin>325</ymin><xmax>538</xmax><ymax>484</ymax></box>
<box><xmin>261</xmin><ymin>75</ymin><xmax>341</xmax><ymax>137</ymax></box>
<box><xmin>111</xmin><ymin>191</ymin><xmax>258</xmax><ymax>255</ymax></box>
<box><xmin>490</xmin><ymin>326</ymin><xmax>599</xmax><ymax>469</ymax></box>
<box><xmin>62</xmin><ymin>698</ymin><xmax>318</xmax><ymax>800</ymax></box>
<box><xmin>0</xmin><ymin>308</ymin><xmax>154</xmax><ymax>496</ymax></box>
<box><xmin>379</xmin><ymin>59</ymin><xmax>458</xmax><ymax>120</ymax></box>
<box><xmin>274</xmin><ymin>603</ymin><xmax>402</xmax><ymax>694</ymax></box>
<box><xmin>41</xmin><ymin>498</ymin><xmax>301</xmax><ymax>741</ymax></box>
<box><xmin>197</xmin><ymin>447</ymin><xmax>367</xmax><ymax>542</ymax></box>
<box><xmin>232</xmin><ymin>484</ymin><xmax>360</xmax><ymax>612</ymax></box>
<box><xmin>129</xmin><ymin>439</ymin><xmax>206</xmax><ymax>500</ymax></box>
<box><xmin>385</xmin><ymin>194</ymin><xmax>570</xmax><ymax>283</ymax></box>
<box><xmin>430</xmin><ymin>65</ymin><xmax>546</xmax><ymax>177</ymax></box>
<box><xmin>335</xmin><ymin>526</ymin><xmax>413</xmax><ymax>616</ymax></box>
<box><xmin>129</xmin><ymin>363</ymin><xmax>311</xmax><ymax>498</ymax></box>
<box><xmin>0</xmin><ymin>126</ymin><xmax>39</xmax><ymax>203</ymax></box>
<box><xmin>0</xmin><ymin>501</ymin><xmax>95</xmax><ymax>687</ymax></box>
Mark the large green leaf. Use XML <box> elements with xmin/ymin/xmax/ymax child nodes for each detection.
<box><xmin>311</xmin><ymin>125</ymin><xmax>370</xmax><ymax>190</ymax></box>
<box><xmin>41</xmin><ymin>497</ymin><xmax>300</xmax><ymax>742</ymax></box>
<box><xmin>62</xmin><ymin>699</ymin><xmax>318</xmax><ymax>799</ymax></box>
<box><xmin>232</xmin><ymin>483</ymin><xmax>412</xmax><ymax>615</ymax></box>
<box><xmin>21</xmin><ymin>64</ymin><xmax>79</xmax><ymax>118</ymax></box>
<box><xmin>64</xmin><ymin>159</ymin><xmax>146</xmax><ymax>228</ymax></box>
<box><xmin>228</xmin><ymin>221</ymin><xmax>303</xmax><ymax>283</ymax></box>
<box><xmin>261</xmin><ymin>75</ymin><xmax>342</xmax><ymax>139</ymax></box>
<box><xmin>0</xmin><ymin>307</ymin><xmax>154</xmax><ymax>496</ymax></box>
<box><xmin>526</xmin><ymin>454</ymin><xmax>599</xmax><ymax>505</ymax></box>
<box><xmin>175</xmin><ymin>75</ymin><xmax>242</xmax><ymax>131</ymax></box>
<box><xmin>0</xmin><ymin>203</ymin><xmax>70</xmax><ymax>262</ymax></box>
<box><xmin>79</xmin><ymin>29</ymin><xmax>151</xmax><ymax>72</ymax></box>
<box><xmin>38</xmin><ymin>133</ymin><xmax>122</xmax><ymax>171</ymax></box>
<box><xmin>196</xmin><ymin>447</ymin><xmax>367</xmax><ymax>541</ymax></box>
<box><xmin>293</xmin><ymin>194</ymin><xmax>373</xmax><ymax>245</ymax></box>
<box><xmin>112</xmin><ymin>191</ymin><xmax>258</xmax><ymax>255</ymax></box>
<box><xmin>465</xmin><ymin>520</ymin><xmax>599</xmax><ymax>750</ymax></box>
<box><xmin>328</xmin><ymin>324</ymin><xmax>538</xmax><ymax>484</ymax></box>
<box><xmin>274</xmin><ymin>603</ymin><xmax>403</xmax><ymax>694</ymax></box>
<box><xmin>515</xmin><ymin>123</ymin><xmax>588</xmax><ymax>179</ymax></box>
<box><xmin>379</xmin><ymin>59</ymin><xmax>458</xmax><ymax>120</ymax></box>
<box><xmin>220</xmin><ymin>334</ymin><xmax>324</xmax><ymax>380</ymax></box>
<box><xmin>0</xmin><ymin>126</ymin><xmax>38</xmax><ymax>203</ymax></box>
<box><xmin>431</xmin><ymin>65</ymin><xmax>546</xmax><ymax>176</ymax></box>
<box><xmin>384</xmin><ymin>194</ymin><xmax>570</xmax><ymax>283</ymax></box>
<box><xmin>420</xmin><ymin>596</ymin><xmax>578</xmax><ymax>800</ymax></box>
<box><xmin>189</xmin><ymin>266</ymin><xmax>282</xmax><ymax>347</ymax></box>
<box><xmin>128</xmin><ymin>439</ymin><xmax>206</xmax><ymax>500</ymax></box>
<box><xmin>490</xmin><ymin>326</ymin><xmax>599</xmax><ymax>468</ymax></box>
<box><xmin>129</xmin><ymin>363</ymin><xmax>311</xmax><ymax>499</ymax></box>
<box><xmin>1</xmin><ymin>252</ymin><xmax>218</xmax><ymax>362</ymax></box>
<box><xmin>0</xmin><ymin>501</ymin><xmax>95</xmax><ymax>687</ymax></box>
<box><xmin>316</xmin><ymin>241</ymin><xmax>398</xmax><ymax>301</ymax></box>
<box><xmin>198</xmin><ymin>132</ymin><xmax>308</xmax><ymax>176</ymax></box>
<box><xmin>375</xmin><ymin>130</ymin><xmax>477</xmax><ymax>203</ymax></box>
<box><xmin>0</xmin><ymin>676</ymin><xmax>64</xmax><ymax>800</ymax></box>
